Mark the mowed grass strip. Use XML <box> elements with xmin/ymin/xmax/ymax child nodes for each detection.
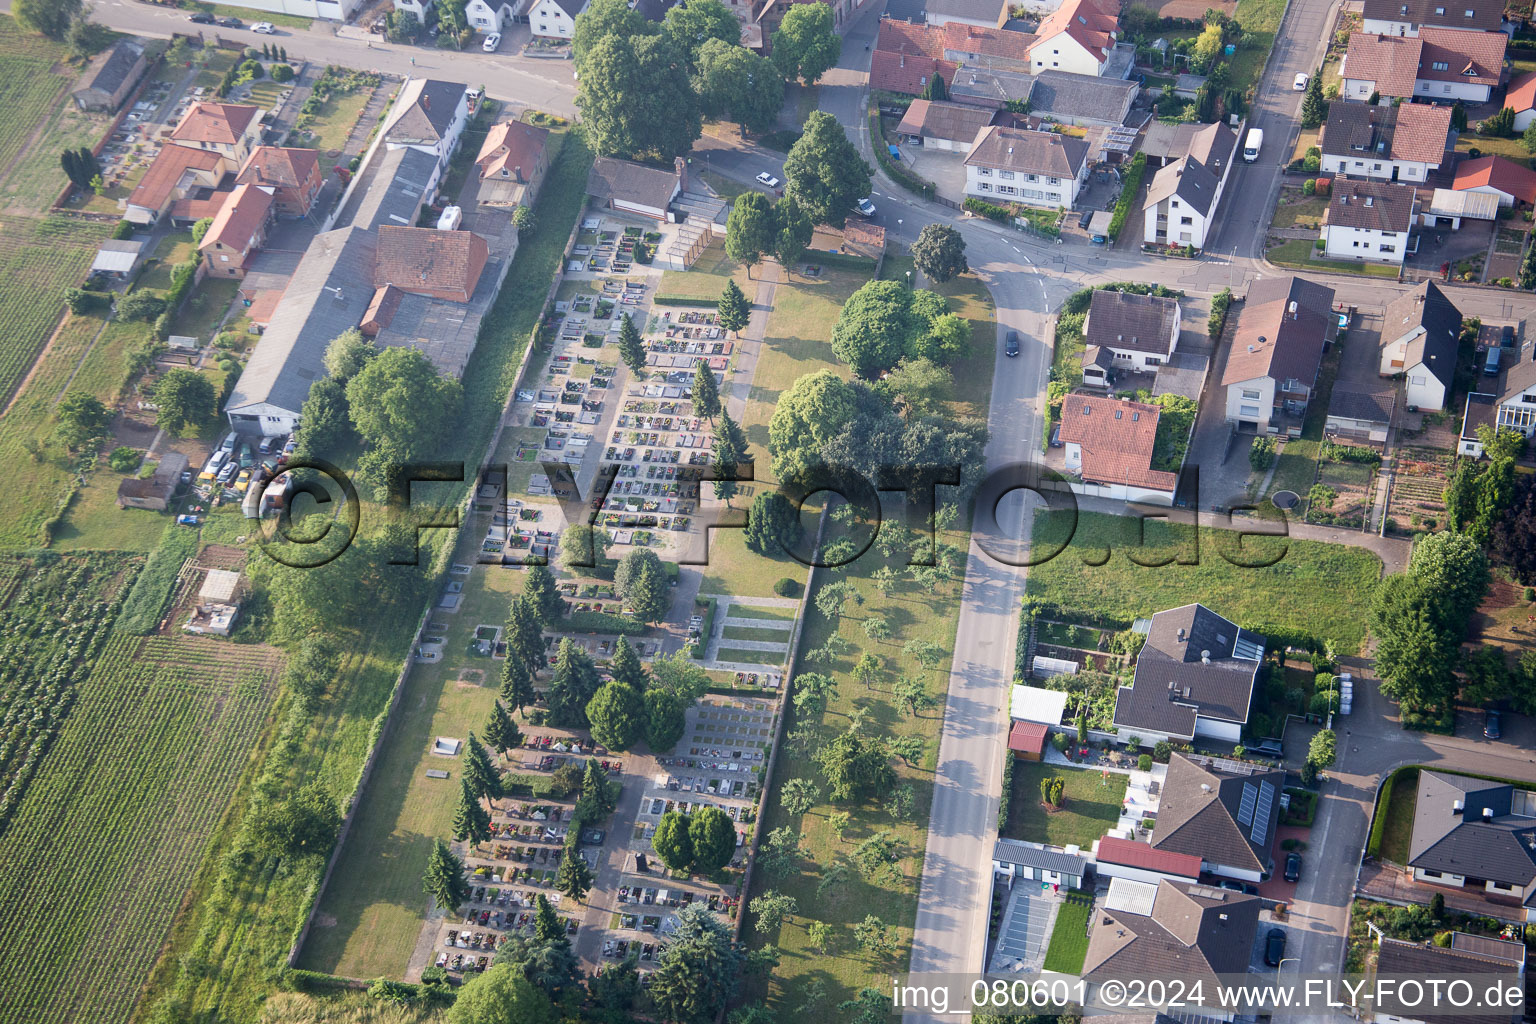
<box><xmin>721</xmin><ymin>623</ymin><xmax>793</xmax><ymax>642</ymax></box>
<box><xmin>1026</xmin><ymin>511</ymin><xmax>1382</xmax><ymax>650</ymax></box>
<box><xmin>728</xmin><ymin>604</ymin><xmax>796</xmax><ymax>621</ymax></box>
<box><xmin>1042</xmin><ymin>896</ymin><xmax>1092</xmax><ymax>974</ymax></box>
<box><xmin>1003</xmin><ymin>761</ymin><xmax>1128</xmax><ymax>850</ymax></box>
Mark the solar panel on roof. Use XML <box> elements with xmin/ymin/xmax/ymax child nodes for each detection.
<box><xmin>1237</xmin><ymin>782</ymin><xmax>1257</xmax><ymax>826</ymax></box>
<box><xmin>1234</xmin><ymin>635</ymin><xmax>1264</xmax><ymax>661</ymax></box>
<box><xmin>1251</xmin><ymin>782</ymin><xmax>1275</xmax><ymax>847</ymax></box>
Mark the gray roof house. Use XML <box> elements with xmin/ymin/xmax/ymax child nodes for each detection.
<box><xmin>586</xmin><ymin>157</ymin><xmax>683</xmax><ymax>220</ymax></box>
<box><xmin>1149</xmin><ymin>754</ymin><xmax>1285</xmax><ymax>881</ymax></box>
<box><xmin>1406</xmin><ymin>771</ymin><xmax>1536</xmax><ymax>914</ymax></box>
<box><xmin>1113</xmin><ymin>603</ymin><xmax>1265</xmax><ymax>744</ymax></box>
<box><xmin>1375</xmin><ymin>935</ymin><xmax>1524</xmax><ymax>1024</ymax></box>
<box><xmin>1379</xmin><ymin>280</ymin><xmax>1462</xmax><ymax>413</ymax></box>
<box><xmin>336</xmin><ymin>145</ymin><xmax>442</xmax><ymax>232</ymax></box>
<box><xmin>1083</xmin><ymin>878</ymin><xmax>1261</xmax><ymax>986</ymax></box>
<box><xmin>949</xmin><ymin>68</ymin><xmax>1137</xmax><ymax>126</ymax></box>
<box><xmin>1081</xmin><ymin>288</ymin><xmax>1181</xmax><ymax>388</ymax></box>
<box><xmin>226</xmin><ymin>226</ymin><xmax>377</xmax><ymax>435</ymax></box>
<box><xmin>73</xmin><ymin>38</ymin><xmax>148</xmax><ymax>113</ymax></box>
<box><xmin>1326</xmin><ymin>379</ymin><xmax>1397</xmax><ymax>443</ymax></box>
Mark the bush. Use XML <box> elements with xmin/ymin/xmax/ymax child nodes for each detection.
<box><xmin>271</xmin><ymin>63</ymin><xmax>295</xmax><ymax>83</ymax></box>
<box><xmin>65</xmin><ymin>288</ymin><xmax>109</xmax><ymax>315</ymax></box>
<box><xmin>1302</xmin><ymin>178</ymin><xmax>1316</xmax><ymax>196</ymax></box>
<box><xmin>1107</xmin><ymin>152</ymin><xmax>1147</xmax><ymax>240</ymax></box>
<box><xmin>774</xmin><ymin>577</ymin><xmax>801</xmax><ymax>598</ymax></box>
<box><xmin>108</xmin><ymin>446</ymin><xmax>140</xmax><ymax>472</ymax></box>
<box><xmin>1524</xmin><ymin>587</ymin><xmax>1535</xmax><ymax>603</ymax></box>
<box><xmin>111</xmin><ymin>219</ymin><xmax>135</xmax><ymax>241</ymax></box>
<box><xmin>1138</xmin><ymin>753</ymin><xmax>1152</xmax><ymax>771</ymax></box>
<box><xmin>1250</xmin><ymin>435</ymin><xmax>1278</xmax><ymax>471</ymax></box>
<box><xmin>963</xmin><ymin>197</ymin><xmax>1010</xmax><ymax>221</ymax></box>
<box><xmin>117</xmin><ymin>290</ymin><xmax>166</xmax><ymax>322</ymax></box>
<box><xmin>1208</xmin><ymin>286</ymin><xmax>1232</xmax><ymax>341</ymax></box>
<box><xmin>868</xmin><ymin>99</ymin><xmax>935</xmax><ymax>200</ymax></box>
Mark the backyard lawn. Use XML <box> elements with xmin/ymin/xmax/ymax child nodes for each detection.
<box><xmin>1026</xmin><ymin>511</ymin><xmax>1384</xmax><ymax>651</ymax></box>
<box><xmin>1041</xmin><ymin>893</ymin><xmax>1093</xmax><ymax>974</ymax></box>
<box><xmin>1003</xmin><ymin>762</ymin><xmax>1128</xmax><ymax>850</ymax></box>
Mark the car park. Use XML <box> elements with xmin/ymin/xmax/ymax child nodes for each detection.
<box><xmin>483</xmin><ymin>32</ymin><xmax>502</xmax><ymax>51</ymax></box>
<box><xmin>1264</xmin><ymin>928</ymin><xmax>1286</xmax><ymax>966</ymax></box>
<box><xmin>755</xmin><ymin>172</ymin><xmax>780</xmax><ymax>188</ymax></box>
<box><xmin>1284</xmin><ymin>851</ymin><xmax>1302</xmax><ymax>883</ymax></box>
<box><xmin>1049</xmin><ymin>422</ymin><xmax>1062</xmax><ymax>447</ymax></box>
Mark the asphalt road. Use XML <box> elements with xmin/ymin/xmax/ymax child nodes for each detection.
<box><xmin>48</xmin><ymin>0</ymin><xmax>580</xmax><ymax>116</ymax></box>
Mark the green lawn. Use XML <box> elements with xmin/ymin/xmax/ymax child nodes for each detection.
<box><xmin>1026</xmin><ymin>511</ymin><xmax>1384</xmax><ymax>651</ymax></box>
<box><xmin>1267</xmin><ymin>239</ymin><xmax>1403</xmax><ymax>279</ymax></box>
<box><xmin>721</xmin><ymin>624</ymin><xmax>794</xmax><ymax>642</ymax></box>
<box><xmin>1457</xmin><ymin>133</ymin><xmax>1532</xmax><ymax>164</ymax></box>
<box><xmin>191</xmin><ymin>1</ymin><xmax>313</xmax><ymax>29</ymax></box>
<box><xmin>140</xmin><ymin>232</ymin><xmax>196</xmax><ymax>292</ymax></box>
<box><xmin>1232</xmin><ymin>0</ymin><xmax>1289</xmax><ymax>95</ymax></box>
<box><xmin>729</xmin><ymin>604</ymin><xmax>795</xmax><ymax>621</ymax></box>
<box><xmin>716</xmin><ymin>645</ymin><xmax>787</xmax><ymax>665</ymax></box>
<box><xmin>657</xmin><ymin>243</ymin><xmax>753</xmax><ymax>301</ymax></box>
<box><xmin>1003</xmin><ymin>762</ymin><xmax>1128</xmax><ymax>849</ymax></box>
<box><xmin>1375</xmin><ymin>767</ymin><xmax>1418</xmax><ymax>864</ymax></box>
<box><xmin>1042</xmin><ymin>894</ymin><xmax>1093</xmax><ymax>974</ymax></box>
<box><xmin>288</xmin><ymin>82</ymin><xmax>370</xmax><ymax>155</ymax></box>
<box><xmin>169</xmin><ymin>278</ymin><xmax>239</xmax><ymax>341</ymax></box>
<box><xmin>1271</xmin><ymin>196</ymin><xmax>1328</xmax><ymax>230</ymax></box>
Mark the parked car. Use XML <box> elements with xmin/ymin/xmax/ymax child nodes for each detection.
<box><xmin>1005</xmin><ymin>331</ymin><xmax>1020</xmax><ymax>357</ymax></box>
<box><xmin>1293</xmin><ymin>73</ymin><xmax>1309</xmax><ymax>90</ymax></box>
<box><xmin>188</xmin><ymin>12</ymin><xmax>215</xmax><ymax>24</ymax></box>
<box><xmin>252</xmin><ymin>21</ymin><xmax>276</xmax><ymax>33</ymax></box>
<box><xmin>1264</xmin><ymin>927</ymin><xmax>1287</xmax><ymax>966</ymax></box>
<box><xmin>1485</xmin><ymin>709</ymin><xmax>1503</xmax><ymax>739</ymax></box>
<box><xmin>218</xmin><ymin>16</ymin><xmax>243</xmax><ymax>27</ymax></box>
<box><xmin>483</xmin><ymin>32</ymin><xmax>502</xmax><ymax>52</ymax></box>
<box><xmin>856</xmin><ymin>197</ymin><xmax>876</xmax><ymax>217</ymax></box>
<box><xmin>1284</xmin><ymin>851</ymin><xmax>1302</xmax><ymax>883</ymax></box>
<box><xmin>217</xmin><ymin>461</ymin><xmax>239</xmax><ymax>485</ymax></box>
<box><xmin>755</xmin><ymin>172</ymin><xmax>780</xmax><ymax>188</ymax></box>
<box><xmin>1049</xmin><ymin>422</ymin><xmax>1063</xmax><ymax>448</ymax></box>
<box><xmin>219</xmin><ymin>431</ymin><xmax>238</xmax><ymax>453</ymax></box>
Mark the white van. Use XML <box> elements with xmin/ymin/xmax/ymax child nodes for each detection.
<box><xmin>1243</xmin><ymin>128</ymin><xmax>1264</xmax><ymax>162</ymax></box>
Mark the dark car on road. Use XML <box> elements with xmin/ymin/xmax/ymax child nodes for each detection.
<box><xmin>218</xmin><ymin>16</ymin><xmax>243</xmax><ymax>27</ymax></box>
<box><xmin>188</xmin><ymin>12</ymin><xmax>216</xmax><ymax>23</ymax></box>
<box><xmin>1264</xmin><ymin>928</ymin><xmax>1286</xmax><ymax>966</ymax></box>
<box><xmin>1485</xmin><ymin>709</ymin><xmax>1503</xmax><ymax>739</ymax></box>
<box><xmin>1005</xmin><ymin>331</ymin><xmax>1020</xmax><ymax>357</ymax></box>
<box><xmin>1284</xmin><ymin>851</ymin><xmax>1302</xmax><ymax>883</ymax></box>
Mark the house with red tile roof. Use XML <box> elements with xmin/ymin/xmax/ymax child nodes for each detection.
<box><xmin>1055</xmin><ymin>392</ymin><xmax>1178</xmax><ymax>504</ymax></box>
<box><xmin>870</xmin><ymin>19</ymin><xmax>956</xmax><ymax>96</ymax></box>
<box><xmin>1026</xmin><ymin>0</ymin><xmax>1119</xmax><ymax>77</ymax></box>
<box><xmin>373</xmin><ymin>225</ymin><xmax>489</xmax><ymax>303</ymax></box>
<box><xmin>940</xmin><ymin>21</ymin><xmax>1034</xmax><ymax>69</ymax></box>
<box><xmin>236</xmin><ymin>146</ymin><xmax>323</xmax><ymax>218</ymax></box>
<box><xmin>199</xmin><ymin>183</ymin><xmax>274</xmax><ymax>279</ymax></box>
<box><xmin>1319</xmin><ymin>100</ymin><xmax>1451</xmax><ymax>183</ymax></box>
<box><xmin>125</xmin><ymin>144</ymin><xmax>231</xmax><ymax>225</ymax></box>
<box><xmin>1093</xmin><ymin>836</ymin><xmax>1203</xmax><ymax>885</ymax></box>
<box><xmin>1221</xmin><ymin>275</ymin><xmax>1336</xmax><ymax>435</ymax></box>
<box><xmin>170</xmin><ymin>102</ymin><xmax>263</xmax><ymax>165</ymax></box>
<box><xmin>1343</xmin><ymin>26</ymin><xmax>1506</xmax><ymax>102</ymax></box>
<box><xmin>1507</xmin><ymin>70</ymin><xmax>1536</xmax><ymax>132</ymax></box>
<box><xmin>1454</xmin><ymin>155</ymin><xmax>1536</xmax><ymax>207</ymax></box>
<box><xmin>473</xmin><ymin>119</ymin><xmax>551</xmax><ymax>208</ymax></box>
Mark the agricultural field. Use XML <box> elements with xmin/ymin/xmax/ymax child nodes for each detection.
<box><xmin>0</xmin><ymin>215</ymin><xmax>108</xmax><ymax>406</ymax></box>
<box><xmin>1026</xmin><ymin>511</ymin><xmax>1385</xmax><ymax>651</ymax></box>
<box><xmin>0</xmin><ymin>17</ymin><xmax>81</xmax><ymax>200</ymax></box>
<box><xmin>0</xmin><ymin>632</ymin><xmax>283</xmax><ymax>1024</ymax></box>
<box><xmin>0</xmin><ymin>552</ymin><xmax>141</xmax><ymax>827</ymax></box>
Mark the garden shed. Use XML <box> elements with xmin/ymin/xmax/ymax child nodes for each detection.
<box><xmin>1009</xmin><ymin>684</ymin><xmax>1069</xmax><ymax>727</ymax></box>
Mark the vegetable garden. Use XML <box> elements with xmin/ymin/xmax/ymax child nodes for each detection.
<box><xmin>0</xmin><ymin>552</ymin><xmax>140</xmax><ymax>831</ymax></box>
<box><xmin>0</xmin><ymin>632</ymin><xmax>282</xmax><ymax>1024</ymax></box>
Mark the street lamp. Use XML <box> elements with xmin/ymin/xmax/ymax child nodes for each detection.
<box><xmin>905</xmin><ymin>270</ymin><xmax>911</xmax><ymax>289</ymax></box>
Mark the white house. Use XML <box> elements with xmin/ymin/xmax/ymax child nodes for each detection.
<box><xmin>381</xmin><ymin>79</ymin><xmax>472</xmax><ymax>174</ymax></box>
<box><xmin>1378</xmin><ymin>280</ymin><xmax>1462</xmax><ymax>412</ymax></box>
<box><xmin>1453</xmin><ymin>155</ymin><xmax>1536</xmax><ymax>207</ymax></box>
<box><xmin>1025</xmin><ymin>0</ymin><xmax>1119</xmax><ymax>76</ymax></box>
<box><xmin>1508</xmin><ymin>71</ymin><xmax>1536</xmax><ymax>131</ymax></box>
<box><xmin>392</xmin><ymin>0</ymin><xmax>434</xmax><ymax>19</ymax></box>
<box><xmin>1318</xmin><ymin>100</ymin><xmax>1451</xmax><ymax>184</ymax></box>
<box><xmin>465</xmin><ymin>0</ymin><xmax>515</xmax><ymax>30</ymax></box>
<box><xmin>1111</xmin><ymin>608</ymin><xmax>1266</xmax><ymax>747</ymax></box>
<box><xmin>1080</xmin><ymin>288</ymin><xmax>1181</xmax><ymax>388</ymax></box>
<box><xmin>529</xmin><ymin>0</ymin><xmax>588</xmax><ymax>38</ymax></box>
<box><xmin>1361</xmin><ymin>0</ymin><xmax>1505</xmax><ymax>36</ymax></box>
<box><xmin>1342</xmin><ymin>28</ymin><xmax>1507</xmax><ymax>103</ymax></box>
<box><xmin>963</xmin><ymin>125</ymin><xmax>1089</xmax><ymax>211</ymax></box>
<box><xmin>1321</xmin><ymin>178</ymin><xmax>1416</xmax><ymax>265</ymax></box>
<box><xmin>1055</xmin><ymin>393</ymin><xmax>1178</xmax><ymax>505</ymax></box>
<box><xmin>1141</xmin><ymin>121</ymin><xmax>1238</xmax><ymax>253</ymax></box>
<box><xmin>924</xmin><ymin>0</ymin><xmax>1008</xmax><ymax>30</ymax></box>
<box><xmin>1221</xmin><ymin>275</ymin><xmax>1335</xmax><ymax>435</ymax></box>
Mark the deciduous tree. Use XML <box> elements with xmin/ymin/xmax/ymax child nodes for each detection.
<box><xmin>750</xmin><ymin>890</ymin><xmax>797</xmax><ymax>934</ymax></box>
<box><xmin>725</xmin><ymin>191</ymin><xmax>776</xmax><ymax>275</ymax></box>
<box><xmin>644</xmin><ymin>686</ymin><xmax>688</xmax><ymax>751</ymax></box>
<box><xmin>663</xmin><ymin>0</ymin><xmax>740</xmax><ymax>69</ymax></box>
<box><xmin>690</xmin><ymin>804</ymin><xmax>736</xmax><ymax>872</ymax></box>
<box><xmin>815</xmin><ymin>728</ymin><xmax>895</xmax><ymax>801</ymax></box>
<box><xmin>769</xmin><ymin>1</ymin><xmax>841</xmax><ymax>84</ymax></box>
<box><xmin>695</xmin><ymin>37</ymin><xmax>784</xmax><ymax>133</ymax></box>
<box><xmin>783</xmin><ymin>112</ymin><xmax>871</xmax><ymax>228</ymax></box>
<box><xmin>323</xmin><ymin>327</ymin><xmax>376</xmax><ymax>380</ymax></box>
<box><xmin>54</xmin><ymin>391</ymin><xmax>109</xmax><ymax>449</ymax></box>
<box><xmin>152</xmin><ymin>369</ymin><xmax>216</xmax><ymax>434</ymax></box>
<box><xmin>577</xmin><ymin>34</ymin><xmax>701</xmax><ymax>160</ymax></box>
<box><xmin>248</xmin><ymin>783</ymin><xmax>340</xmax><ymax>859</ymax></box>
<box><xmin>910</xmin><ymin>223</ymin><xmax>969</xmax><ymax>283</ymax></box>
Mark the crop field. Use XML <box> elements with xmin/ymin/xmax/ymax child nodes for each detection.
<box><xmin>0</xmin><ymin>216</ymin><xmax>107</xmax><ymax>406</ymax></box>
<box><xmin>0</xmin><ymin>632</ymin><xmax>283</xmax><ymax>1024</ymax></box>
<box><xmin>0</xmin><ymin>18</ymin><xmax>74</xmax><ymax>186</ymax></box>
<box><xmin>0</xmin><ymin>552</ymin><xmax>141</xmax><ymax>830</ymax></box>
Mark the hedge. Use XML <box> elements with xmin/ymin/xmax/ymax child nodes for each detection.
<box><xmin>964</xmin><ymin>197</ymin><xmax>1010</xmax><ymax>221</ymax></box>
<box><xmin>997</xmin><ymin>754</ymin><xmax>1015</xmax><ymax>832</ymax></box>
<box><xmin>651</xmin><ymin>295</ymin><xmax>721</xmax><ymax>308</ymax></box>
<box><xmin>1107</xmin><ymin>152</ymin><xmax>1147</xmax><ymax>240</ymax></box>
<box><xmin>1367</xmin><ymin>767</ymin><xmax>1411</xmax><ymax>855</ymax></box>
<box><xmin>1208</xmin><ymin>287</ymin><xmax>1232</xmax><ymax>341</ymax></box>
<box><xmin>116</xmin><ymin>523</ymin><xmax>200</xmax><ymax>634</ymax></box>
<box><xmin>562</xmin><ymin>609</ymin><xmax>650</xmax><ymax>635</ymax></box>
<box><xmin>868</xmin><ymin>98</ymin><xmax>936</xmax><ymax>200</ymax></box>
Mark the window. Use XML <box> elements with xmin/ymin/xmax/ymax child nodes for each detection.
<box><xmin>1411</xmin><ymin>375</ymin><xmax>1427</xmax><ymax>386</ymax></box>
<box><xmin>1373</xmin><ymin>163</ymin><xmax>1382</xmax><ymax>170</ymax></box>
<box><xmin>1381</xmin><ymin>244</ymin><xmax>1396</xmax><ymax>253</ymax></box>
<box><xmin>1444</xmin><ymin>84</ymin><xmax>1452</xmax><ymax>93</ymax></box>
<box><xmin>1422</xmin><ymin>869</ymin><xmax>1443</xmax><ymax>879</ymax></box>
<box><xmin>1145</xmin><ymin>357</ymin><xmax>1162</xmax><ymax>367</ymax></box>
<box><xmin>1049</xmin><ymin>176</ymin><xmax>1060</xmax><ymax>185</ymax></box>
<box><xmin>998</xmin><ymin>185</ymin><xmax>1018</xmax><ymax>195</ymax></box>
<box><xmin>979</xmin><ymin>167</ymin><xmax>993</xmax><ymax>176</ymax></box>
<box><xmin>999</xmin><ymin>170</ymin><xmax>1015</xmax><ymax>180</ymax></box>
<box><xmin>1431</xmin><ymin>61</ymin><xmax>1449</xmax><ymax>71</ymax></box>
<box><xmin>1240</xmin><ymin>404</ymin><xmax>1261</xmax><ymax>417</ymax></box>
<box><xmin>1180</xmin><ymin>216</ymin><xmax>1193</xmax><ymax>225</ymax></box>
<box><xmin>1026</xmin><ymin>173</ymin><xmax>1039</xmax><ymax>182</ymax></box>
<box><xmin>1242</xmin><ymin>389</ymin><xmax>1261</xmax><ymax>400</ymax></box>
<box><xmin>1434</xmin><ymin>6</ymin><xmax>1445</xmax><ymax>12</ymax></box>
<box><xmin>1523</xmin><ymin>394</ymin><xmax>1536</xmax><ymax>404</ymax></box>
<box><xmin>977</xmin><ymin>182</ymin><xmax>993</xmax><ymax>191</ymax></box>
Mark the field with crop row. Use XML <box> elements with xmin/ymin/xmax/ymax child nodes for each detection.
<box><xmin>0</xmin><ymin>552</ymin><xmax>140</xmax><ymax>829</ymax></box>
<box><xmin>0</xmin><ymin>216</ymin><xmax>105</xmax><ymax>406</ymax></box>
<box><xmin>0</xmin><ymin>632</ymin><xmax>283</xmax><ymax>1024</ymax></box>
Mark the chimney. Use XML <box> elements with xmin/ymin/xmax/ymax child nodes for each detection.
<box><xmin>1177</xmin><ymin>627</ymin><xmax>1186</xmax><ymax>641</ymax></box>
<box><xmin>1483</xmin><ymin>807</ymin><xmax>1495</xmax><ymax>822</ymax></box>
<box><xmin>675</xmin><ymin>155</ymin><xmax>688</xmax><ymax>193</ymax></box>
<box><xmin>422</xmin><ymin>92</ymin><xmax>431</xmax><ymax>111</ymax></box>
<box><xmin>1200</xmin><ymin>783</ymin><xmax>1212</xmax><ymax>794</ymax></box>
<box><xmin>1453</xmin><ymin>799</ymin><xmax>1464</xmax><ymax>815</ymax></box>
<box><xmin>1201</xmin><ymin>650</ymin><xmax>1211</xmax><ymax>664</ymax></box>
